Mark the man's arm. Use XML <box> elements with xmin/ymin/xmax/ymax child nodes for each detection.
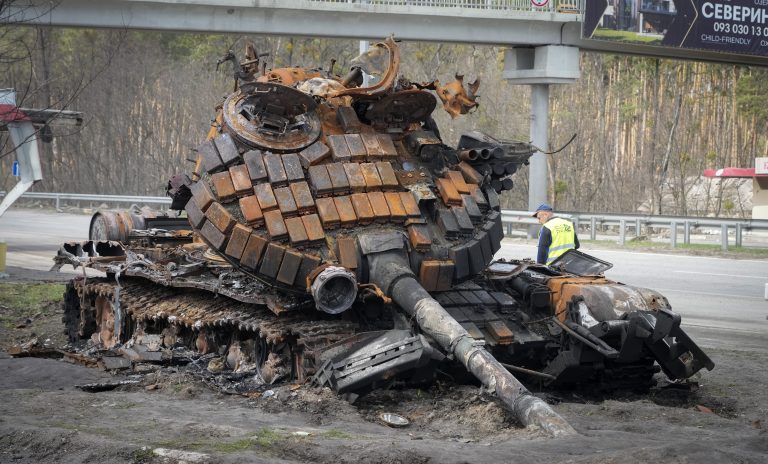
<box><xmin>537</xmin><ymin>227</ymin><xmax>551</xmax><ymax>264</ymax></box>
<box><xmin>574</xmin><ymin>230</ymin><xmax>580</xmax><ymax>250</ymax></box>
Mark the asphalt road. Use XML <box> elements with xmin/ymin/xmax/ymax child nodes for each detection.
<box><xmin>2</xmin><ymin>208</ymin><xmax>767</xmax><ymax>352</ymax></box>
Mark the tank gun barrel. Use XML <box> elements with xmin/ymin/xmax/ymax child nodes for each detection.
<box><xmin>364</xmin><ymin>238</ymin><xmax>576</xmax><ymax>437</ymax></box>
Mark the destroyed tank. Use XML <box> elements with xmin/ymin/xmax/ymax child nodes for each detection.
<box><xmin>55</xmin><ymin>37</ymin><xmax>713</xmax><ymax>435</ymax></box>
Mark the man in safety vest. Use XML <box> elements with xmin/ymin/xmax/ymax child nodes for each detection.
<box><xmin>533</xmin><ymin>203</ymin><xmax>580</xmax><ymax>265</ymax></box>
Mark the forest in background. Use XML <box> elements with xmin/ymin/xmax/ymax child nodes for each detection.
<box><xmin>2</xmin><ymin>24</ymin><xmax>768</xmax><ymax>217</ymax></box>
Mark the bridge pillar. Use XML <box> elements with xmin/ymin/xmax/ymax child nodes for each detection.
<box><xmin>503</xmin><ymin>45</ymin><xmax>580</xmax><ymax>237</ymax></box>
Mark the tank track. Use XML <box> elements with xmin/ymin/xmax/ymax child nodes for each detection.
<box><xmin>65</xmin><ymin>277</ymin><xmax>360</xmax><ymax>381</ymax></box>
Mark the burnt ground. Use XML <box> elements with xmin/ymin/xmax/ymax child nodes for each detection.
<box><xmin>0</xmin><ymin>269</ymin><xmax>766</xmax><ymax>464</ymax></box>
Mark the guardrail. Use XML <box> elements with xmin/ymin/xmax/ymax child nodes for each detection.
<box><xmin>0</xmin><ymin>191</ymin><xmax>171</xmax><ymax>209</ymax></box>
<box><xmin>3</xmin><ymin>191</ymin><xmax>766</xmax><ymax>250</ymax></box>
<box><xmin>502</xmin><ymin>210</ymin><xmax>768</xmax><ymax>250</ymax></box>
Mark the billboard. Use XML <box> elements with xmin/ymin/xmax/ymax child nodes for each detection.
<box><xmin>584</xmin><ymin>0</ymin><xmax>768</xmax><ymax>58</ymax></box>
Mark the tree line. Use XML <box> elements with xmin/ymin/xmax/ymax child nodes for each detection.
<box><xmin>1</xmin><ymin>25</ymin><xmax>766</xmax><ymax>217</ymax></box>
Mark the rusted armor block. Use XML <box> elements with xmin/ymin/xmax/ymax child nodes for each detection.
<box><xmin>191</xmin><ymin>179</ymin><xmax>216</xmax><ymax>212</ymax></box>
<box><xmin>399</xmin><ymin>191</ymin><xmax>421</xmax><ymax>218</ymax></box>
<box><xmin>200</xmin><ymin>220</ymin><xmax>227</xmax><ymax>251</ymax></box>
<box><xmin>327</xmin><ymin>134</ymin><xmax>352</xmax><ymax>163</ymax></box>
<box><xmin>475</xmin><ymin>230</ymin><xmax>492</xmax><ymax>266</ymax></box>
<box><xmin>343</xmin><ymin>162</ymin><xmax>366</xmax><ymax>193</ymax></box>
<box><xmin>334</xmin><ymin>196</ymin><xmax>357</xmax><ymax>227</ymax></box>
<box><xmin>243</xmin><ymin>150</ymin><xmax>268</xmax><ymax>182</ymax></box>
<box><xmin>315</xmin><ymin>197</ymin><xmax>340</xmax><ymax>229</ymax></box>
<box><xmin>211</xmin><ymin>171</ymin><xmax>236</xmax><ymax>202</ymax></box>
<box><xmin>264</xmin><ymin>153</ymin><xmax>288</xmax><ymax>186</ymax></box>
<box><xmin>299</xmin><ymin>142</ymin><xmax>331</xmax><ymax>168</ymax></box>
<box><xmin>467</xmin><ymin>239</ymin><xmax>486</xmax><ymax>274</ymax></box>
<box><xmin>437</xmin><ymin>209</ymin><xmax>460</xmax><ymax>239</ymax></box>
<box><xmin>344</xmin><ymin>134</ymin><xmax>367</xmax><ymax>162</ymax></box>
<box><xmin>419</xmin><ymin>260</ymin><xmax>441</xmax><ymax>291</ymax></box>
<box><xmin>205</xmin><ymin>202</ymin><xmax>236</xmax><ymax>234</ymax></box>
<box><xmin>277</xmin><ymin>249</ymin><xmax>303</xmax><ymax>285</ymax></box>
<box><xmin>469</xmin><ymin>184</ymin><xmax>489</xmax><ymax>212</ymax></box>
<box><xmin>336</xmin><ymin>106</ymin><xmax>361</xmax><ymax>133</ymax></box>
<box><xmin>447</xmin><ymin>170</ymin><xmax>470</xmax><ymax>194</ymax></box>
<box><xmin>377</xmin><ymin>133</ymin><xmax>398</xmax><ymax>159</ymax></box>
<box><xmin>375</xmin><ymin>161</ymin><xmax>399</xmax><ymax>190</ymax></box>
<box><xmin>490</xmin><ymin>291</ymin><xmax>517</xmax><ymax>312</ymax></box>
<box><xmin>301</xmin><ymin>213</ymin><xmax>325</xmax><ymax>245</ymax></box>
<box><xmin>436</xmin><ymin>177</ymin><xmax>462</xmax><ymax>206</ymax></box>
<box><xmin>336</xmin><ymin>236</ymin><xmax>358</xmax><ymax>270</ymax></box>
<box><xmin>458</xmin><ymin>161</ymin><xmax>483</xmax><ymax>185</ymax></box>
<box><xmin>485</xmin><ymin>211</ymin><xmax>504</xmax><ymax>251</ymax></box>
<box><xmin>367</xmin><ymin>191</ymin><xmax>390</xmax><ymax>223</ymax></box>
<box><xmin>462</xmin><ymin>194</ymin><xmax>482</xmax><ymax>224</ymax></box>
<box><xmin>436</xmin><ymin>261</ymin><xmax>455</xmax><ymax>292</ymax></box>
<box><xmin>290</xmin><ymin>181</ymin><xmax>315</xmax><ymax>213</ymax></box>
<box><xmin>384</xmin><ymin>192</ymin><xmax>406</xmax><ymax>223</ymax></box>
<box><xmin>196</xmin><ymin>140</ymin><xmax>223</xmax><ymax>174</ymax></box>
<box><xmin>213</xmin><ymin>133</ymin><xmax>240</xmax><ymax>167</ymax></box>
<box><xmin>296</xmin><ymin>254</ymin><xmax>322</xmax><ymax>290</ymax></box>
<box><xmin>350</xmin><ymin>193</ymin><xmax>374</xmax><ymax>225</ymax></box>
<box><xmin>274</xmin><ymin>186</ymin><xmax>298</xmax><ymax>217</ymax></box>
<box><xmin>264</xmin><ymin>209</ymin><xmax>288</xmax><ymax>240</ymax></box>
<box><xmin>229</xmin><ymin>164</ymin><xmax>252</xmax><ymax>197</ymax></box>
<box><xmin>225</xmin><ymin>223</ymin><xmax>252</xmax><ymax>260</ymax></box>
<box><xmin>259</xmin><ymin>242</ymin><xmax>285</xmax><ymax>279</ymax></box>
<box><xmin>308</xmin><ymin>164</ymin><xmax>333</xmax><ymax>196</ymax></box>
<box><xmin>239</xmin><ymin>195</ymin><xmax>264</xmax><ymax>225</ymax></box>
<box><xmin>448</xmin><ymin>243</ymin><xmax>470</xmax><ymax>280</ymax></box>
<box><xmin>360</xmin><ymin>132</ymin><xmax>384</xmax><ymax>159</ymax></box>
<box><xmin>185</xmin><ymin>199</ymin><xmax>206</xmax><ymax>229</ymax></box>
<box><xmin>487</xmin><ymin>320</ymin><xmax>514</xmax><ymax>345</ymax></box>
<box><xmin>253</xmin><ymin>183</ymin><xmax>278</xmax><ymax>211</ymax></box>
<box><xmin>282</xmin><ymin>153</ymin><xmax>304</xmax><ymax>183</ymax></box>
<box><xmin>284</xmin><ymin>216</ymin><xmax>308</xmax><ymax>246</ymax></box>
<box><xmin>452</xmin><ymin>206</ymin><xmax>474</xmax><ymax>234</ymax></box>
<box><xmin>240</xmin><ymin>233</ymin><xmax>268</xmax><ymax>270</ymax></box>
<box><xmin>473</xmin><ymin>290</ymin><xmax>498</xmax><ymax>308</ymax></box>
<box><xmin>360</xmin><ymin>162</ymin><xmax>383</xmax><ymax>190</ymax></box>
<box><xmin>484</xmin><ymin>186</ymin><xmax>501</xmax><ymax>211</ymax></box>
<box><xmin>326</xmin><ymin>162</ymin><xmax>350</xmax><ymax>194</ymax></box>
<box><xmin>408</xmin><ymin>224</ymin><xmax>431</xmax><ymax>251</ymax></box>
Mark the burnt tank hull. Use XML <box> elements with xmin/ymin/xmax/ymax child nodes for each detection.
<box><xmin>55</xmin><ymin>37</ymin><xmax>712</xmax><ymax>435</ymax></box>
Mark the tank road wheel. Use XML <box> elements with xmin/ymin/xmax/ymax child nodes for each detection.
<box><xmin>224</xmin><ymin>335</ymin><xmax>293</xmax><ymax>384</ymax></box>
<box><xmin>93</xmin><ymin>295</ymin><xmax>118</xmax><ymax>349</ymax></box>
<box><xmin>62</xmin><ymin>281</ymin><xmax>95</xmax><ymax>343</ymax></box>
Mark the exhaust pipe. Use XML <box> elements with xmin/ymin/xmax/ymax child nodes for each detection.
<box><xmin>310</xmin><ymin>266</ymin><xmax>357</xmax><ymax>314</ymax></box>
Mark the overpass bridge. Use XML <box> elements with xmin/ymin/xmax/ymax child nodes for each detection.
<box><xmin>8</xmin><ymin>0</ymin><xmax>766</xmax><ymax>66</ymax></box>
<box><xmin>5</xmin><ymin>0</ymin><xmax>767</xmax><ymax>220</ymax></box>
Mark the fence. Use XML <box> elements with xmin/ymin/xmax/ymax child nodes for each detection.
<box><xmin>3</xmin><ymin>191</ymin><xmax>767</xmax><ymax>250</ymax></box>
<box><xmin>502</xmin><ymin>210</ymin><xmax>768</xmax><ymax>250</ymax></box>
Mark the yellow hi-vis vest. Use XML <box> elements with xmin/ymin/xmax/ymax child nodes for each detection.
<box><xmin>542</xmin><ymin>217</ymin><xmax>576</xmax><ymax>264</ymax></box>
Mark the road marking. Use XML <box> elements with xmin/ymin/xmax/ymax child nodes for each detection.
<box><xmin>654</xmin><ymin>287</ymin><xmax>766</xmax><ymax>300</ymax></box>
<box><xmin>674</xmin><ymin>270</ymin><xmax>767</xmax><ymax>279</ymax></box>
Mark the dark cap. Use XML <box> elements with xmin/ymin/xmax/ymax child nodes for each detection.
<box><xmin>532</xmin><ymin>203</ymin><xmax>553</xmax><ymax>217</ymax></box>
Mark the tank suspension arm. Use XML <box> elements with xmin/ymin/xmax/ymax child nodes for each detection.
<box><xmin>366</xmin><ymin>248</ymin><xmax>576</xmax><ymax>437</ymax></box>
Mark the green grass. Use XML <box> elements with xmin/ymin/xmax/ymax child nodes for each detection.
<box><xmin>154</xmin><ymin>428</ymin><xmax>282</xmax><ymax>454</ymax></box>
<box><xmin>593</xmin><ymin>28</ymin><xmax>663</xmax><ymax>44</ymax></box>
<box><xmin>321</xmin><ymin>429</ymin><xmax>353</xmax><ymax>439</ymax></box>
<box><xmin>0</xmin><ymin>283</ymin><xmax>65</xmax><ymax>327</ymax></box>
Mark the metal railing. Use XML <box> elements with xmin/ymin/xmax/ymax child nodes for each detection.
<box><xmin>301</xmin><ymin>0</ymin><xmax>583</xmax><ymax>16</ymax></box>
<box><xmin>3</xmin><ymin>191</ymin><xmax>766</xmax><ymax>250</ymax></box>
<box><xmin>0</xmin><ymin>191</ymin><xmax>171</xmax><ymax>210</ymax></box>
<box><xmin>502</xmin><ymin>210</ymin><xmax>768</xmax><ymax>250</ymax></box>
